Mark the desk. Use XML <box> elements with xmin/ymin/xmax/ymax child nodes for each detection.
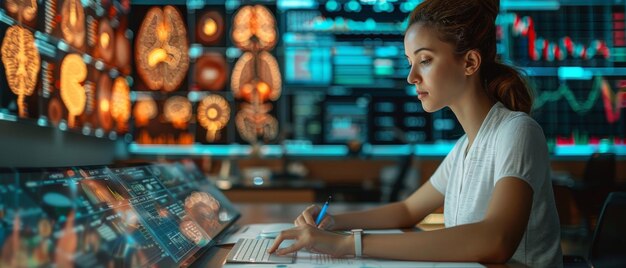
<box><xmin>189</xmin><ymin>203</ymin><xmax>526</xmax><ymax>268</ymax></box>
<box><xmin>188</xmin><ymin>203</ymin><xmax>400</xmax><ymax>267</ymax></box>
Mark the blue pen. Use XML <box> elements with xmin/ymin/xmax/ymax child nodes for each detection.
<box><xmin>315</xmin><ymin>196</ymin><xmax>332</xmax><ymax>226</ymax></box>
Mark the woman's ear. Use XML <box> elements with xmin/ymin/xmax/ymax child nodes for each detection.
<box><xmin>464</xmin><ymin>50</ymin><xmax>481</xmax><ymax>76</ymax></box>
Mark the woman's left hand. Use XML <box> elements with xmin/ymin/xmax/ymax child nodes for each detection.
<box><xmin>267</xmin><ymin>225</ymin><xmax>354</xmax><ymax>257</ymax></box>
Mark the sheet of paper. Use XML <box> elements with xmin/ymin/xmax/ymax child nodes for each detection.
<box><xmin>225</xmin><ymin>255</ymin><xmax>485</xmax><ymax>268</ymax></box>
<box><xmin>218</xmin><ymin>223</ymin><xmax>294</xmax><ymax>245</ymax></box>
<box><xmin>294</xmin><ymin>251</ymin><xmax>483</xmax><ymax>267</ymax></box>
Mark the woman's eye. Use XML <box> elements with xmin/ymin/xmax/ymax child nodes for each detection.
<box><xmin>420</xmin><ymin>59</ymin><xmax>432</xmax><ymax>65</ymax></box>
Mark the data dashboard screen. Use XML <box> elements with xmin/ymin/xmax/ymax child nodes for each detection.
<box><xmin>282</xmin><ymin>0</ymin><xmax>626</xmax><ymax>149</ymax></box>
<box><xmin>0</xmin><ymin>162</ymin><xmax>239</xmax><ymax>267</ymax></box>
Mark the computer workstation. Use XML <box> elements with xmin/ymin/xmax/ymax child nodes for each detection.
<box><xmin>0</xmin><ymin>162</ymin><xmax>487</xmax><ymax>267</ymax></box>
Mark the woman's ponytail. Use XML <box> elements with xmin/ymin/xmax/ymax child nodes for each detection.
<box><xmin>483</xmin><ymin>62</ymin><xmax>533</xmax><ymax>114</ymax></box>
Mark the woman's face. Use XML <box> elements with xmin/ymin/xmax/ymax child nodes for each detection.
<box><xmin>404</xmin><ymin>23</ymin><xmax>468</xmax><ymax>112</ymax></box>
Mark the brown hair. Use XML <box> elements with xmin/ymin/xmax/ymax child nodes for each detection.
<box><xmin>407</xmin><ymin>0</ymin><xmax>533</xmax><ymax>114</ymax></box>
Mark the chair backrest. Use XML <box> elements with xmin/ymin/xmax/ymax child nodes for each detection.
<box><xmin>583</xmin><ymin>153</ymin><xmax>616</xmax><ymax>186</ymax></box>
<box><xmin>587</xmin><ymin>192</ymin><xmax>626</xmax><ymax>268</ymax></box>
<box><xmin>388</xmin><ymin>152</ymin><xmax>414</xmax><ymax>202</ymax></box>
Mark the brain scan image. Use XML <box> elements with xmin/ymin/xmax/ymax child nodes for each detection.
<box><xmin>47</xmin><ymin>98</ymin><xmax>64</xmax><ymax>126</ymax></box>
<box><xmin>197</xmin><ymin>94</ymin><xmax>230</xmax><ymax>142</ymax></box>
<box><xmin>184</xmin><ymin>192</ymin><xmax>221</xmax><ymax>236</ymax></box>
<box><xmin>163</xmin><ymin>96</ymin><xmax>192</xmax><ymax>129</ymax></box>
<box><xmin>61</xmin><ymin>0</ymin><xmax>86</xmax><ymax>49</ymax></box>
<box><xmin>231</xmin><ymin>5</ymin><xmax>277</xmax><ymax>51</ymax></box>
<box><xmin>133</xmin><ymin>96</ymin><xmax>157</xmax><ymax>127</ymax></box>
<box><xmin>96</xmin><ymin>19</ymin><xmax>114</xmax><ymax>64</ymax></box>
<box><xmin>115</xmin><ymin>28</ymin><xmax>131</xmax><ymax>74</ymax></box>
<box><xmin>111</xmin><ymin>77</ymin><xmax>131</xmax><ymax>131</ymax></box>
<box><xmin>235</xmin><ymin>103</ymin><xmax>279</xmax><ymax>143</ymax></box>
<box><xmin>196</xmin><ymin>11</ymin><xmax>224</xmax><ymax>45</ymax></box>
<box><xmin>1</xmin><ymin>25</ymin><xmax>41</xmax><ymax>118</ymax></box>
<box><xmin>194</xmin><ymin>53</ymin><xmax>228</xmax><ymax>91</ymax></box>
<box><xmin>97</xmin><ymin>74</ymin><xmax>113</xmax><ymax>131</ymax></box>
<box><xmin>135</xmin><ymin>5</ymin><xmax>189</xmax><ymax>92</ymax></box>
<box><xmin>230</xmin><ymin>51</ymin><xmax>281</xmax><ymax>103</ymax></box>
<box><xmin>60</xmin><ymin>53</ymin><xmax>87</xmax><ymax>128</ymax></box>
<box><xmin>5</xmin><ymin>0</ymin><xmax>37</xmax><ymax>25</ymax></box>
<box><xmin>229</xmin><ymin>5</ymin><xmax>282</xmax><ymax>144</ymax></box>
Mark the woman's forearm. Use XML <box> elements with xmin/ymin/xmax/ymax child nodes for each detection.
<box><xmin>331</xmin><ymin>182</ymin><xmax>444</xmax><ymax>231</ymax></box>
<box><xmin>332</xmin><ymin>202</ymin><xmax>419</xmax><ymax>230</ymax></box>
<box><xmin>359</xmin><ymin>221</ymin><xmax>513</xmax><ymax>263</ymax></box>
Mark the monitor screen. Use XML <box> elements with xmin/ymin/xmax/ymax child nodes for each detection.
<box><xmin>284</xmin><ymin>46</ymin><xmax>332</xmax><ymax>85</ymax></box>
<box><xmin>0</xmin><ymin>163</ymin><xmax>240</xmax><ymax>267</ymax></box>
<box><xmin>145</xmin><ymin>163</ymin><xmax>239</xmax><ymax>241</ymax></box>
<box><xmin>323</xmin><ymin>97</ymin><xmax>369</xmax><ymax>144</ymax></box>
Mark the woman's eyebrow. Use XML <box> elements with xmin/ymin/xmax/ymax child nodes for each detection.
<box><xmin>405</xmin><ymin>47</ymin><xmax>435</xmax><ymax>57</ymax></box>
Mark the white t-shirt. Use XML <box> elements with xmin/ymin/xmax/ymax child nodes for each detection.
<box><xmin>430</xmin><ymin>102</ymin><xmax>563</xmax><ymax>267</ymax></box>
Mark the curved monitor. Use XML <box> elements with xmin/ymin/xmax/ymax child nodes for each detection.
<box><xmin>0</xmin><ymin>162</ymin><xmax>240</xmax><ymax>267</ymax></box>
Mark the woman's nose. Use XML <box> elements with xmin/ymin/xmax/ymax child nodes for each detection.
<box><xmin>407</xmin><ymin>69</ymin><xmax>421</xmax><ymax>85</ymax></box>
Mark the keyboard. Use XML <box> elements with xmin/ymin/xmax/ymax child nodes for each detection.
<box><xmin>226</xmin><ymin>238</ymin><xmax>296</xmax><ymax>264</ymax></box>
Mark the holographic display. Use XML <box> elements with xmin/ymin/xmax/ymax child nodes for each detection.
<box><xmin>0</xmin><ymin>162</ymin><xmax>241</xmax><ymax>267</ymax></box>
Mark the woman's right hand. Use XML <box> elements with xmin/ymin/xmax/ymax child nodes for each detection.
<box><xmin>294</xmin><ymin>205</ymin><xmax>335</xmax><ymax>230</ymax></box>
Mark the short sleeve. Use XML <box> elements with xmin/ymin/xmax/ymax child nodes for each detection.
<box><xmin>494</xmin><ymin>116</ymin><xmax>549</xmax><ymax>192</ymax></box>
<box><xmin>429</xmin><ymin>136</ymin><xmax>465</xmax><ymax>195</ymax></box>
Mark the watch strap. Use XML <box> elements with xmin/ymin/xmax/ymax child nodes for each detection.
<box><xmin>351</xmin><ymin>229</ymin><xmax>363</xmax><ymax>258</ymax></box>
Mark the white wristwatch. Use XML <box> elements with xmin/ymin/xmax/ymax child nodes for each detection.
<box><xmin>351</xmin><ymin>229</ymin><xmax>363</xmax><ymax>258</ymax></box>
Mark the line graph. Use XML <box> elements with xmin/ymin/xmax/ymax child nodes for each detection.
<box><xmin>510</xmin><ymin>14</ymin><xmax>611</xmax><ymax>61</ymax></box>
<box><xmin>601</xmin><ymin>79</ymin><xmax>626</xmax><ymax>123</ymax></box>
<box><xmin>533</xmin><ymin>76</ymin><xmax>626</xmax><ymax>123</ymax></box>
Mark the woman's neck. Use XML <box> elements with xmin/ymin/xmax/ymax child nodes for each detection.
<box><xmin>450</xmin><ymin>85</ymin><xmax>496</xmax><ymax>147</ymax></box>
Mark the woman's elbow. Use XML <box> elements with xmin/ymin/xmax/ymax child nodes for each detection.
<box><xmin>479</xmin><ymin>249</ymin><xmax>512</xmax><ymax>264</ymax></box>
<box><xmin>398</xmin><ymin>216</ymin><xmax>421</xmax><ymax>229</ymax></box>
<box><xmin>477</xmin><ymin>233</ymin><xmax>518</xmax><ymax>264</ymax></box>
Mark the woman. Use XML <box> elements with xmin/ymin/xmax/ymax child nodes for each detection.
<box><xmin>268</xmin><ymin>0</ymin><xmax>563</xmax><ymax>266</ymax></box>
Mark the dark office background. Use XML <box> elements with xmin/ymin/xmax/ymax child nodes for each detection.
<box><xmin>1</xmin><ymin>0</ymin><xmax>625</xmax><ymax>167</ymax></box>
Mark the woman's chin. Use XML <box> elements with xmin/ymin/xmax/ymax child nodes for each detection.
<box><xmin>420</xmin><ymin>102</ymin><xmax>441</xmax><ymax>113</ymax></box>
